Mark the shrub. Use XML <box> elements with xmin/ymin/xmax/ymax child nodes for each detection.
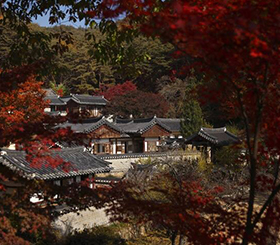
<box><xmin>62</xmin><ymin>226</ymin><xmax>127</xmax><ymax>245</ymax></box>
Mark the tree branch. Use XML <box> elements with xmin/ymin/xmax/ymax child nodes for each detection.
<box><xmin>252</xmin><ymin>180</ymin><xmax>280</xmax><ymax>229</ymax></box>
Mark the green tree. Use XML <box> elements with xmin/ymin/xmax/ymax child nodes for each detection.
<box><xmin>62</xmin><ymin>226</ymin><xmax>126</xmax><ymax>245</ymax></box>
<box><xmin>50</xmin><ymin>82</ymin><xmax>69</xmax><ymax>96</ymax></box>
<box><xmin>215</xmin><ymin>145</ymin><xmax>243</xmax><ymax>171</ymax></box>
<box><xmin>180</xmin><ymin>99</ymin><xmax>205</xmax><ymax>138</ymax></box>
<box><xmin>158</xmin><ymin>71</ymin><xmax>201</xmax><ymax>118</ymax></box>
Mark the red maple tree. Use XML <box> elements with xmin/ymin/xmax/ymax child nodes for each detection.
<box><xmin>0</xmin><ymin>66</ymin><xmax>90</xmax><ymax>244</ymax></box>
<box><xmin>1</xmin><ymin>0</ymin><xmax>280</xmax><ymax>244</ymax></box>
<box><xmin>89</xmin><ymin>0</ymin><xmax>280</xmax><ymax>243</ymax></box>
<box><xmin>103</xmin><ymin>160</ymin><xmax>252</xmax><ymax>244</ymax></box>
<box><xmin>105</xmin><ymin>89</ymin><xmax>169</xmax><ymax>118</ymax></box>
<box><xmin>97</xmin><ymin>81</ymin><xmax>137</xmax><ymax>101</ymax></box>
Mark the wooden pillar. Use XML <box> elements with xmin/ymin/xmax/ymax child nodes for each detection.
<box><xmin>144</xmin><ymin>140</ymin><xmax>148</xmax><ymax>152</ymax></box>
<box><xmin>112</xmin><ymin>139</ymin><xmax>116</xmax><ymax>154</ymax></box>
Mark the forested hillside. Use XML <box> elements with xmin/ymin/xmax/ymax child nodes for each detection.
<box><xmin>0</xmin><ymin>23</ymin><xmax>175</xmax><ymax>92</ymax></box>
<box><xmin>0</xmin><ymin>22</ymin><xmax>240</xmax><ymax>126</ymax></box>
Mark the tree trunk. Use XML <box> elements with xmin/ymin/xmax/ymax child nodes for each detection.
<box><xmin>241</xmin><ymin>89</ymin><xmax>263</xmax><ymax>245</ymax></box>
<box><xmin>242</xmin><ymin>160</ymin><xmax>256</xmax><ymax>245</ymax></box>
<box><xmin>170</xmin><ymin>232</ymin><xmax>177</xmax><ymax>245</ymax></box>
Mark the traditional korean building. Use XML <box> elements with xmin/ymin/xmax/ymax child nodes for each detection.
<box><xmin>154</xmin><ymin>118</ymin><xmax>182</xmax><ymax>137</ymax></box>
<box><xmin>44</xmin><ymin>89</ymin><xmax>67</xmax><ymax>116</ymax></box>
<box><xmin>43</xmin><ymin>89</ymin><xmax>107</xmax><ymax>117</ymax></box>
<box><xmin>58</xmin><ymin>117</ymin><xmax>126</xmax><ymax>154</ymax></box>
<box><xmin>185</xmin><ymin>127</ymin><xmax>240</xmax><ymax>162</ymax></box>
<box><xmin>60</xmin><ymin>94</ymin><xmax>107</xmax><ymax>117</ymax></box>
<box><xmin>115</xmin><ymin>116</ymin><xmax>175</xmax><ymax>153</ymax></box>
<box><xmin>57</xmin><ymin>116</ymin><xmax>182</xmax><ymax>154</ymax></box>
<box><xmin>0</xmin><ymin>147</ymin><xmax>112</xmax><ymax>192</ymax></box>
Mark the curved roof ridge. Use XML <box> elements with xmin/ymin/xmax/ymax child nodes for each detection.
<box><xmin>67</xmin><ymin>94</ymin><xmax>107</xmax><ymax>105</ymax></box>
<box><xmin>115</xmin><ymin>117</ymin><xmax>133</xmax><ymax>124</ymax></box>
<box><xmin>69</xmin><ymin>116</ymin><xmax>103</xmax><ymax>124</ymax></box>
<box><xmin>138</xmin><ymin>118</ymin><xmax>172</xmax><ymax>134</ymax></box>
<box><xmin>155</xmin><ymin>118</ymin><xmax>172</xmax><ymax>132</ymax></box>
<box><xmin>198</xmin><ymin>130</ymin><xmax>218</xmax><ymax>143</ymax></box>
<box><xmin>138</xmin><ymin>118</ymin><xmax>156</xmax><ymax>134</ymax></box>
<box><xmin>69</xmin><ymin>94</ymin><xmax>80</xmax><ymax>103</ymax></box>
<box><xmin>225</xmin><ymin>130</ymin><xmax>240</xmax><ymax>140</ymax></box>
<box><xmin>157</xmin><ymin>117</ymin><xmax>181</xmax><ymax>121</ymax></box>
<box><xmin>53</xmin><ymin>146</ymin><xmax>85</xmax><ymax>152</ymax></box>
<box><xmin>85</xmin><ymin>118</ymin><xmax>122</xmax><ymax>134</ymax></box>
<box><xmin>133</xmin><ymin>116</ymin><xmax>155</xmax><ymax>123</ymax></box>
<box><xmin>74</xmin><ymin>94</ymin><xmax>105</xmax><ymax>98</ymax></box>
<box><xmin>85</xmin><ymin>117</ymin><xmax>106</xmax><ymax>133</ymax></box>
<box><xmin>103</xmin><ymin>119</ymin><xmax>123</xmax><ymax>133</ymax></box>
<box><xmin>201</xmin><ymin>127</ymin><xmax>226</xmax><ymax>132</ymax></box>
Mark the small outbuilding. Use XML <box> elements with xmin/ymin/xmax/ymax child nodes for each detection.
<box><xmin>185</xmin><ymin>127</ymin><xmax>240</xmax><ymax>162</ymax></box>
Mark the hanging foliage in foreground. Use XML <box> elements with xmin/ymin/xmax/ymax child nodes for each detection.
<box><xmin>88</xmin><ymin>0</ymin><xmax>280</xmax><ymax>243</ymax></box>
<box><xmin>1</xmin><ymin>0</ymin><xmax>280</xmax><ymax>244</ymax></box>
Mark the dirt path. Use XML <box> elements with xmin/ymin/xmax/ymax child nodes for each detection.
<box><xmin>54</xmin><ymin>207</ymin><xmax>110</xmax><ymax>234</ymax></box>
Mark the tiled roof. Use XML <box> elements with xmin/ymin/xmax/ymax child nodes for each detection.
<box><xmin>44</xmin><ymin>95</ymin><xmax>66</xmax><ymax>106</ymax></box>
<box><xmin>115</xmin><ymin>118</ymin><xmax>133</xmax><ymax>124</ymax></box>
<box><xmin>61</xmin><ymin>94</ymin><xmax>107</xmax><ymax>106</ymax></box>
<box><xmin>186</xmin><ymin>127</ymin><xmax>239</xmax><ymax>146</ymax></box>
<box><xmin>100</xmin><ymin>152</ymin><xmax>168</xmax><ymax>160</ymax></box>
<box><xmin>59</xmin><ymin>95</ymin><xmax>72</xmax><ymax>103</ymax></box>
<box><xmin>116</xmin><ymin>121</ymin><xmax>153</xmax><ymax>134</ymax></box>
<box><xmin>115</xmin><ymin>116</ymin><xmax>173</xmax><ymax>134</ymax></box>
<box><xmin>58</xmin><ymin>116</ymin><xmax>181</xmax><ymax>137</ymax></box>
<box><xmin>156</xmin><ymin>118</ymin><xmax>181</xmax><ymax>132</ymax></box>
<box><xmin>125</xmin><ymin>163</ymin><xmax>157</xmax><ymax>180</ymax></box>
<box><xmin>0</xmin><ymin>147</ymin><xmax>112</xmax><ymax>180</ymax></box>
<box><xmin>53</xmin><ymin>141</ymin><xmax>83</xmax><ymax>149</ymax></box>
<box><xmin>58</xmin><ymin>117</ymin><xmax>123</xmax><ymax>134</ymax></box>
